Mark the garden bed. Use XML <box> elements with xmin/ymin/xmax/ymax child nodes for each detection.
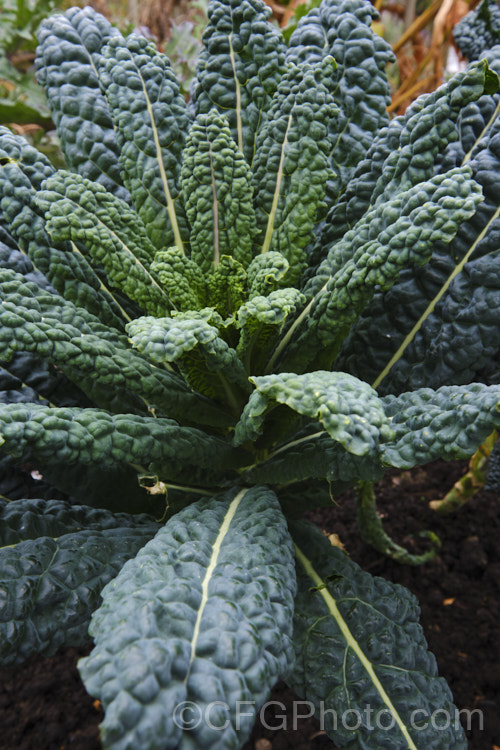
<box><xmin>1</xmin><ymin>460</ymin><xmax>499</xmax><ymax>750</ymax></box>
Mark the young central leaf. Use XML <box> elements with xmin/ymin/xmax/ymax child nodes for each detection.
<box><xmin>181</xmin><ymin>111</ymin><xmax>257</xmax><ymax>274</ymax></box>
<box><xmin>252</xmin><ymin>56</ymin><xmax>338</xmax><ymax>285</ymax></box>
<box><xmin>192</xmin><ymin>0</ymin><xmax>286</xmax><ymax>165</ymax></box>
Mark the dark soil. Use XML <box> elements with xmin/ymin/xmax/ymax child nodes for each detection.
<box><xmin>1</xmin><ymin>460</ymin><xmax>499</xmax><ymax>750</ymax></box>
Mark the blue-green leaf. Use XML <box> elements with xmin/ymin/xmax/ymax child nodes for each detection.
<box><xmin>252</xmin><ymin>56</ymin><xmax>337</xmax><ymax>285</ymax></box>
<box><xmin>35</xmin><ymin>6</ymin><xmax>128</xmax><ymax>200</ymax></box>
<box><xmin>0</xmin><ymin>128</ymin><xmax>127</xmax><ymax>328</ymax></box>
<box><xmin>192</xmin><ymin>0</ymin><xmax>286</xmax><ymax>165</ymax></box>
<box><xmin>290</xmin><ymin>520</ymin><xmax>467</xmax><ymax>750</ymax></box>
<box><xmin>79</xmin><ymin>486</ymin><xmax>296</xmax><ymax>750</ymax></box>
<box><xmin>36</xmin><ymin>171</ymin><xmax>171</xmax><ymax>317</ymax></box>
<box><xmin>287</xmin><ymin>0</ymin><xmax>394</xmax><ymax>210</ymax></box>
<box><xmin>98</xmin><ymin>34</ymin><xmax>190</xmax><ymax>251</ymax></box>
<box><xmin>381</xmin><ymin>383</ymin><xmax>500</xmax><ymax>468</ymax></box>
<box><xmin>0</xmin><ymin>497</ymin><xmax>158</xmax><ymax>666</ymax></box>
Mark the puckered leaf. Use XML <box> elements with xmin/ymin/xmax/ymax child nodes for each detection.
<box><xmin>322</xmin><ymin>59</ymin><xmax>496</xmax><ymax>251</ymax></box>
<box><xmin>35</xmin><ymin>171</ymin><xmax>171</xmax><ymax>317</ymax></box>
<box><xmin>79</xmin><ymin>487</ymin><xmax>296</xmax><ymax>750</ymax></box>
<box><xmin>127</xmin><ymin>315</ymin><xmax>250</xmax><ymax>402</ymax></box>
<box><xmin>381</xmin><ymin>384</ymin><xmax>500</xmax><ymax>469</ymax></box>
<box><xmin>151</xmin><ymin>247</ymin><xmax>206</xmax><ymax>312</ymax></box>
<box><xmin>278</xmin><ymin>167</ymin><xmax>483</xmax><ymax>372</ymax></box>
<box><xmin>192</xmin><ymin>0</ymin><xmax>286</xmax><ymax>165</ymax></box>
<box><xmin>98</xmin><ymin>34</ymin><xmax>190</xmax><ymax>251</ymax></box>
<box><xmin>236</xmin><ymin>287</ymin><xmax>306</xmax><ymax>374</ymax></box>
<box><xmin>454</xmin><ymin>0</ymin><xmax>500</xmax><ymax>61</ymax></box>
<box><xmin>244</xmin><ymin>381</ymin><xmax>500</xmax><ymax>490</ymax></box>
<box><xmin>290</xmin><ymin>520</ymin><xmax>467</xmax><ymax>750</ymax></box>
<box><xmin>181</xmin><ymin>110</ymin><xmax>257</xmax><ymax>273</ymax></box>
<box><xmin>286</xmin><ymin>0</ymin><xmax>394</xmax><ymax>210</ymax></box>
<box><xmin>246</xmin><ymin>251</ymin><xmax>290</xmax><ymax>298</ymax></box>
<box><xmin>0</xmin><ymin>497</ymin><xmax>158</xmax><ymax>666</ymax></box>
<box><xmin>206</xmin><ymin>255</ymin><xmax>247</xmax><ymax>317</ymax></box>
<box><xmin>339</xmin><ymin>55</ymin><xmax>500</xmax><ymax>393</ymax></box>
<box><xmin>0</xmin><ymin>269</ymin><xmax>232</xmax><ymax>427</ymax></box>
<box><xmin>242</xmin><ymin>371</ymin><xmax>394</xmax><ymax>455</ymax></box>
<box><xmin>0</xmin><ymin>403</ymin><xmax>239</xmax><ymax>479</ymax></box>
<box><xmin>0</xmin><ymin>128</ymin><xmax>127</xmax><ymax>328</ymax></box>
<box><xmin>252</xmin><ymin>56</ymin><xmax>337</xmax><ymax>285</ymax></box>
<box><xmin>35</xmin><ymin>7</ymin><xmax>128</xmax><ymax>200</ymax></box>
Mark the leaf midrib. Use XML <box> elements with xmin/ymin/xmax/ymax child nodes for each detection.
<box><xmin>184</xmin><ymin>488</ymin><xmax>248</xmax><ymax>679</ymax></box>
<box><xmin>294</xmin><ymin>543</ymin><xmax>419</xmax><ymax>750</ymax></box>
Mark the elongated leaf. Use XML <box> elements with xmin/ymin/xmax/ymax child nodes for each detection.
<box><xmin>290</xmin><ymin>520</ymin><xmax>467</xmax><ymax>750</ymax></box>
<box><xmin>0</xmin><ymin>269</ymin><xmax>233</xmax><ymax>427</ymax></box>
<box><xmin>36</xmin><ymin>171</ymin><xmax>171</xmax><ymax>317</ymax></box>
<box><xmin>243</xmin><ymin>422</ymin><xmax>384</xmax><ymax>488</ymax></box>
<box><xmin>0</xmin><ymin>403</ymin><xmax>240</xmax><ymax>480</ymax></box>
<box><xmin>79</xmin><ymin>487</ymin><xmax>296</xmax><ymax>750</ymax></box>
<box><xmin>381</xmin><ymin>383</ymin><xmax>500</xmax><ymax>468</ymax></box>
<box><xmin>181</xmin><ymin>110</ymin><xmax>257</xmax><ymax>273</ymax></box>
<box><xmin>98</xmin><ymin>34</ymin><xmax>190</xmax><ymax>251</ymax></box>
<box><xmin>323</xmin><ymin>59</ymin><xmax>497</xmax><ymax>252</ymax></box>
<box><xmin>252</xmin><ymin>56</ymin><xmax>337</xmax><ymax>285</ymax></box>
<box><xmin>278</xmin><ymin>167</ymin><xmax>482</xmax><ymax>372</ymax></box>
<box><xmin>35</xmin><ymin>6</ymin><xmax>128</xmax><ymax>200</ymax></box>
<box><xmin>0</xmin><ymin>129</ymin><xmax>127</xmax><ymax>328</ymax></box>
<box><xmin>244</xmin><ymin>382</ymin><xmax>500</xmax><ymax>488</ymax></box>
<box><xmin>236</xmin><ymin>287</ymin><xmax>306</xmax><ymax>374</ymax></box>
<box><xmin>192</xmin><ymin>0</ymin><xmax>286</xmax><ymax>165</ymax></box>
<box><xmin>339</xmin><ymin>57</ymin><xmax>500</xmax><ymax>393</ymax></box>
<box><xmin>287</xmin><ymin>0</ymin><xmax>394</xmax><ymax>209</ymax></box>
<box><xmin>0</xmin><ymin>497</ymin><xmax>158</xmax><ymax>666</ymax></box>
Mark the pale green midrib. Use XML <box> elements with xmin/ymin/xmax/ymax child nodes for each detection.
<box><xmin>240</xmin><ymin>429</ymin><xmax>327</xmax><ymax>474</ymax></box>
<box><xmin>294</xmin><ymin>543</ymin><xmax>419</xmax><ymax>750</ymax></box>
<box><xmin>260</xmin><ymin>114</ymin><xmax>293</xmax><ymax>255</ymax></box>
<box><xmin>372</xmin><ymin>204</ymin><xmax>500</xmax><ymax>389</ymax></box>
<box><xmin>93</xmin><ymin>215</ymin><xmax>169</xmax><ymax>303</ymax></box>
<box><xmin>208</xmin><ymin>140</ymin><xmax>220</xmax><ymax>268</ymax></box>
<box><xmin>136</xmin><ymin>62</ymin><xmax>185</xmax><ymax>253</ymax></box>
<box><xmin>462</xmin><ymin>98</ymin><xmax>500</xmax><ymax>164</ymax></box>
<box><xmin>185</xmin><ymin>488</ymin><xmax>247</xmax><ymax>676</ymax></box>
<box><xmin>265</xmin><ymin>291</ymin><xmax>319</xmax><ymax>373</ymax></box>
<box><xmin>83</xmin><ymin>52</ymin><xmax>124</xmax><ymax>183</ymax></box>
<box><xmin>266</xmin><ymin>429</ymin><xmax>325</xmax><ymax>460</ymax></box>
<box><xmin>69</xmin><ymin>241</ymin><xmax>132</xmax><ymax>323</ymax></box>
<box><xmin>228</xmin><ymin>35</ymin><xmax>243</xmax><ymax>153</ymax></box>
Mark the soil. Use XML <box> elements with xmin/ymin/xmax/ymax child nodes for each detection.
<box><xmin>0</xmin><ymin>460</ymin><xmax>499</xmax><ymax>750</ymax></box>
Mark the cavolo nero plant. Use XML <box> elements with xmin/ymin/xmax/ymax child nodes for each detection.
<box><xmin>1</xmin><ymin>0</ymin><xmax>500</xmax><ymax>748</ymax></box>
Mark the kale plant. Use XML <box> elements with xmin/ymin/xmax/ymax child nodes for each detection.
<box><xmin>1</xmin><ymin>1</ymin><xmax>500</xmax><ymax>748</ymax></box>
